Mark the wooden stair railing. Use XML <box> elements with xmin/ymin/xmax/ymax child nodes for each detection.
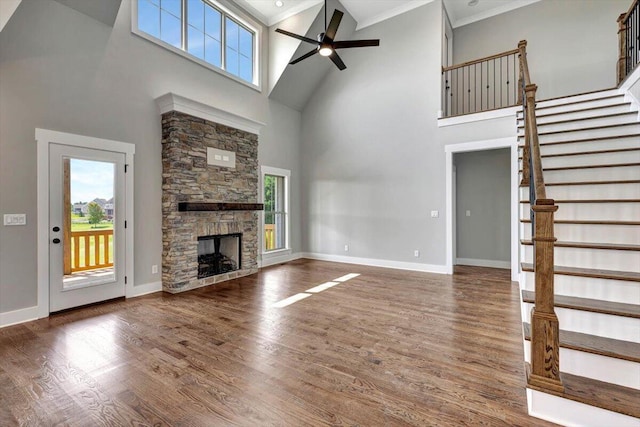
<box><xmin>518</xmin><ymin>40</ymin><xmax>564</xmax><ymax>393</ymax></box>
<box><xmin>618</xmin><ymin>0</ymin><xmax>639</xmax><ymax>84</ymax></box>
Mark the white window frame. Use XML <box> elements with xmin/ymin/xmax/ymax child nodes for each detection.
<box><xmin>131</xmin><ymin>0</ymin><xmax>261</xmax><ymax>91</ymax></box>
<box><xmin>261</xmin><ymin>166</ymin><xmax>291</xmax><ymax>258</ymax></box>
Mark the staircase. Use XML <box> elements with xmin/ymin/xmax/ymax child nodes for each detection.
<box><xmin>518</xmin><ymin>89</ymin><xmax>640</xmax><ymax>426</ymax></box>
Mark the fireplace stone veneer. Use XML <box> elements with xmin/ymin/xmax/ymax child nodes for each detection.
<box><xmin>161</xmin><ymin>110</ymin><xmax>260</xmax><ymax>293</ymax></box>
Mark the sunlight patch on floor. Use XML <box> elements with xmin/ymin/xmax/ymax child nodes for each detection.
<box><xmin>271</xmin><ymin>273</ymin><xmax>361</xmax><ymax>308</ymax></box>
<box><xmin>305</xmin><ymin>281</ymin><xmax>340</xmax><ymax>293</ymax></box>
<box><xmin>271</xmin><ymin>293</ymin><xmax>312</xmax><ymax>308</ymax></box>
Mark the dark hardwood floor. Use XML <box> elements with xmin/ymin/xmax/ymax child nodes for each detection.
<box><xmin>0</xmin><ymin>260</ymin><xmax>557</xmax><ymax>426</ymax></box>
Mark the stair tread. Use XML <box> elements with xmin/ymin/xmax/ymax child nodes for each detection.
<box><xmin>536</xmin><ymin>89</ymin><xmax>619</xmax><ymax>104</ymax></box>
<box><xmin>536</xmin><ymin>179</ymin><xmax>640</xmax><ymax>187</ymax></box>
<box><xmin>520</xmin><ymin>219</ymin><xmax>640</xmax><ymax>225</ymax></box>
<box><xmin>521</xmin><ymin>289</ymin><xmax>640</xmax><ymax>318</ymax></box>
<box><xmin>541</xmin><ymin>162</ymin><xmax>639</xmax><ymax>171</ymax></box>
<box><xmin>517</xmin><ymin>111</ymin><xmax>638</xmax><ymax>129</ymax></box>
<box><xmin>525</xmin><ymin>363</ymin><xmax>640</xmax><ymax>419</ymax></box>
<box><xmin>521</xmin><ymin>262</ymin><xmax>640</xmax><ymax>282</ymax></box>
<box><xmin>541</xmin><ymin>147</ymin><xmax>640</xmax><ymax>158</ymax></box>
<box><xmin>516</xmin><ymin>102</ymin><xmax>634</xmax><ymax>119</ymax></box>
<box><xmin>520</xmin><ymin>199</ymin><xmax>640</xmax><ymax>203</ymax></box>
<box><xmin>522</xmin><ymin>322</ymin><xmax>640</xmax><ymax>363</ymax></box>
<box><xmin>520</xmin><ymin>239</ymin><xmax>640</xmax><ymax>251</ymax></box>
<box><xmin>517</xmin><ymin>133</ymin><xmax>640</xmax><ymax>146</ymax></box>
<box><xmin>517</xmin><ymin>122</ymin><xmax>639</xmax><ymax>137</ymax></box>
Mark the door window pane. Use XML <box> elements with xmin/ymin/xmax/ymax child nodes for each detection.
<box><xmin>264</xmin><ymin>174</ymin><xmax>286</xmax><ymax>251</ymax></box>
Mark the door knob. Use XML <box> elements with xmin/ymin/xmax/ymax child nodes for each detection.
<box><xmin>52</xmin><ymin>238</ymin><xmax>61</xmax><ymax>244</ymax></box>
<box><xmin>52</xmin><ymin>226</ymin><xmax>60</xmax><ymax>232</ymax></box>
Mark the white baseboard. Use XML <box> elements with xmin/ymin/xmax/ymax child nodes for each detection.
<box><xmin>261</xmin><ymin>252</ymin><xmax>302</xmax><ymax>268</ymax></box>
<box><xmin>301</xmin><ymin>252</ymin><xmax>448</xmax><ymax>274</ymax></box>
<box><xmin>128</xmin><ymin>281</ymin><xmax>163</xmax><ymax>298</ymax></box>
<box><xmin>0</xmin><ymin>305</ymin><xmax>39</xmax><ymax>328</ymax></box>
<box><xmin>527</xmin><ymin>388</ymin><xmax>640</xmax><ymax>427</ymax></box>
<box><xmin>456</xmin><ymin>258</ymin><xmax>510</xmax><ymax>269</ymax></box>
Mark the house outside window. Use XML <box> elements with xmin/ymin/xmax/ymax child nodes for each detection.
<box><xmin>133</xmin><ymin>0</ymin><xmax>258</xmax><ymax>87</ymax></box>
<box><xmin>262</xmin><ymin>166</ymin><xmax>290</xmax><ymax>254</ymax></box>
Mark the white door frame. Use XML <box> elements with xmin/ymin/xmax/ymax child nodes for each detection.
<box><xmin>445</xmin><ymin>137</ymin><xmax>519</xmax><ymax>281</ymax></box>
<box><xmin>36</xmin><ymin>129</ymin><xmax>135</xmax><ymax>318</ymax></box>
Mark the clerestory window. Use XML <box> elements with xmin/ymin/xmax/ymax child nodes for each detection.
<box><xmin>134</xmin><ymin>0</ymin><xmax>258</xmax><ymax>87</ymax></box>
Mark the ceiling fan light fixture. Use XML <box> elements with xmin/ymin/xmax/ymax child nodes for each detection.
<box><xmin>318</xmin><ymin>45</ymin><xmax>333</xmax><ymax>56</ymax></box>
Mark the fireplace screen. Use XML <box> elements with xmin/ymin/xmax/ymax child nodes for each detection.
<box><xmin>197</xmin><ymin>233</ymin><xmax>242</xmax><ymax>279</ymax></box>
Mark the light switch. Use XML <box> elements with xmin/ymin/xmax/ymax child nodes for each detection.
<box><xmin>4</xmin><ymin>214</ymin><xmax>26</xmax><ymax>226</ymax></box>
<box><xmin>466</xmin><ymin>210</ymin><xmax>471</xmax><ymax>217</ymax></box>
<box><xmin>222</xmin><ymin>155</ymin><xmax>229</xmax><ymax>161</ymax></box>
<box><xmin>214</xmin><ymin>154</ymin><xmax>222</xmax><ymax>161</ymax></box>
<box><xmin>430</xmin><ymin>210</ymin><xmax>439</xmax><ymax>218</ymax></box>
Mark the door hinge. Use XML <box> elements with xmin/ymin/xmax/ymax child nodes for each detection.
<box><xmin>124</xmin><ymin>220</ymin><xmax>127</xmax><ymax>228</ymax></box>
<box><xmin>124</xmin><ymin>164</ymin><xmax>128</xmax><ymax>173</ymax></box>
<box><xmin>125</xmin><ymin>276</ymin><xmax>127</xmax><ymax>284</ymax></box>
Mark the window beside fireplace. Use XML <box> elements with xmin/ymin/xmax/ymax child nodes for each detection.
<box><xmin>197</xmin><ymin>233</ymin><xmax>241</xmax><ymax>279</ymax></box>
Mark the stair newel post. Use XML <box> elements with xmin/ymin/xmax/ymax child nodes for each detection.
<box><xmin>525</xmin><ymin>80</ymin><xmax>563</xmax><ymax>393</ymax></box>
<box><xmin>617</xmin><ymin>13</ymin><xmax>627</xmax><ymax>85</ymax></box>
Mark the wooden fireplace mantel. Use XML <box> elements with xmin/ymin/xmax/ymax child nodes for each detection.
<box><xmin>177</xmin><ymin>202</ymin><xmax>264</xmax><ymax>212</ymax></box>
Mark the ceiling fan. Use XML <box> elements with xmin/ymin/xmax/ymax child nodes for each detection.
<box><xmin>275</xmin><ymin>0</ymin><xmax>380</xmax><ymax>70</ymax></box>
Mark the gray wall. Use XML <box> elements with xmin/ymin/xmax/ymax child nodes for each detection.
<box><xmin>455</xmin><ymin>149</ymin><xmax>510</xmax><ymax>264</ymax></box>
<box><xmin>0</xmin><ymin>0</ymin><xmax>302</xmax><ymax>314</ymax></box>
<box><xmin>301</xmin><ymin>1</ymin><xmax>447</xmax><ymax>265</ymax></box>
<box><xmin>453</xmin><ymin>0</ymin><xmax>629</xmax><ymax>100</ymax></box>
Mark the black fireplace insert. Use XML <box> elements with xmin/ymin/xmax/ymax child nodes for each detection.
<box><xmin>197</xmin><ymin>233</ymin><xmax>242</xmax><ymax>279</ymax></box>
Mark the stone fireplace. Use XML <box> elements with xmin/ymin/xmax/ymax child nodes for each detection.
<box><xmin>158</xmin><ymin>94</ymin><xmax>263</xmax><ymax>293</ymax></box>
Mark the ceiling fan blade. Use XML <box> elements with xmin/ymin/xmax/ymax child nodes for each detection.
<box><xmin>324</xmin><ymin>9</ymin><xmax>343</xmax><ymax>41</ymax></box>
<box><xmin>289</xmin><ymin>48</ymin><xmax>318</xmax><ymax>65</ymax></box>
<box><xmin>329</xmin><ymin>51</ymin><xmax>346</xmax><ymax>70</ymax></box>
<box><xmin>333</xmin><ymin>39</ymin><xmax>380</xmax><ymax>49</ymax></box>
<box><xmin>275</xmin><ymin>28</ymin><xmax>319</xmax><ymax>45</ymax></box>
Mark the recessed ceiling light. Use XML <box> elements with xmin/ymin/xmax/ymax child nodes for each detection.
<box><xmin>275</xmin><ymin>0</ymin><xmax>284</xmax><ymax>7</ymax></box>
<box><xmin>468</xmin><ymin>0</ymin><xmax>479</xmax><ymax>5</ymax></box>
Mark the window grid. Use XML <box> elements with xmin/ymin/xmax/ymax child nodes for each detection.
<box><xmin>137</xmin><ymin>0</ymin><xmax>256</xmax><ymax>84</ymax></box>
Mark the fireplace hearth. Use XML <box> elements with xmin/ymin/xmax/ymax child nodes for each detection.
<box><xmin>198</xmin><ymin>233</ymin><xmax>242</xmax><ymax>279</ymax></box>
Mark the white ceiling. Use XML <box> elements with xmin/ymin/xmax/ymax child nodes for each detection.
<box><xmin>236</xmin><ymin>0</ymin><xmax>540</xmax><ymax>29</ymax></box>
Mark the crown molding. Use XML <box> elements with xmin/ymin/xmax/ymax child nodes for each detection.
<box><xmin>155</xmin><ymin>93</ymin><xmax>265</xmax><ymax>135</ymax></box>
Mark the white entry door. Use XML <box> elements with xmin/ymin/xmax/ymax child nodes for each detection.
<box><xmin>49</xmin><ymin>143</ymin><xmax>127</xmax><ymax>312</ymax></box>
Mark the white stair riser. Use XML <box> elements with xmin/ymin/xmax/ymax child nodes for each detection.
<box><xmin>521</xmin><ymin>222</ymin><xmax>640</xmax><ymax>245</ymax></box>
<box><xmin>535</xmin><ymin>90</ymin><xmax>622</xmax><ymax>109</ymax></box>
<box><xmin>539</xmin><ymin>151</ymin><xmax>640</xmax><ymax>168</ymax></box>
<box><xmin>520</xmin><ymin>202</ymin><xmax>640</xmax><ymax>222</ymax></box>
<box><xmin>541</xmin><ymin>165</ymin><xmax>640</xmax><ymax>182</ymax></box>
<box><xmin>519</xmin><ymin>183</ymin><xmax>640</xmax><ymax>200</ymax></box>
<box><xmin>523</xmin><ymin>246</ymin><xmax>640</xmax><ymax>271</ymax></box>
<box><xmin>518</xmin><ymin>115</ymin><xmax>638</xmax><ymax>135</ymax></box>
<box><xmin>522</xmin><ymin>302</ymin><xmax>639</xmax><ymax>342</ymax></box>
<box><xmin>520</xmin><ymin>271</ymin><xmax>640</xmax><ymax>304</ymax></box>
<box><xmin>527</xmin><ymin>124</ymin><xmax>640</xmax><ymax>143</ymax></box>
<box><xmin>522</xmin><ymin>137</ymin><xmax>640</xmax><ymax>155</ymax></box>
<box><xmin>523</xmin><ymin>345</ymin><xmax>639</xmax><ymax>389</ymax></box>
<box><xmin>517</xmin><ymin>104</ymin><xmax>637</xmax><ymax>124</ymax></box>
<box><xmin>527</xmin><ymin>388</ymin><xmax>640</xmax><ymax>427</ymax></box>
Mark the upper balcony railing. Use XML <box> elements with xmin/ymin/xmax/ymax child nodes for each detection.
<box><xmin>618</xmin><ymin>0</ymin><xmax>640</xmax><ymax>84</ymax></box>
<box><xmin>442</xmin><ymin>48</ymin><xmax>521</xmax><ymax>117</ymax></box>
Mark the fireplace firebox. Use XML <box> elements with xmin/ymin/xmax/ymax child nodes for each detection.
<box><xmin>197</xmin><ymin>233</ymin><xmax>242</xmax><ymax>279</ymax></box>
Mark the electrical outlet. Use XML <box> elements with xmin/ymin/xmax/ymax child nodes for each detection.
<box><xmin>152</xmin><ymin>265</ymin><xmax>158</xmax><ymax>274</ymax></box>
<box><xmin>430</xmin><ymin>210</ymin><xmax>439</xmax><ymax>218</ymax></box>
<box><xmin>414</xmin><ymin>250</ymin><xmax>420</xmax><ymax>257</ymax></box>
<box><xmin>344</xmin><ymin>244</ymin><xmax>349</xmax><ymax>252</ymax></box>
